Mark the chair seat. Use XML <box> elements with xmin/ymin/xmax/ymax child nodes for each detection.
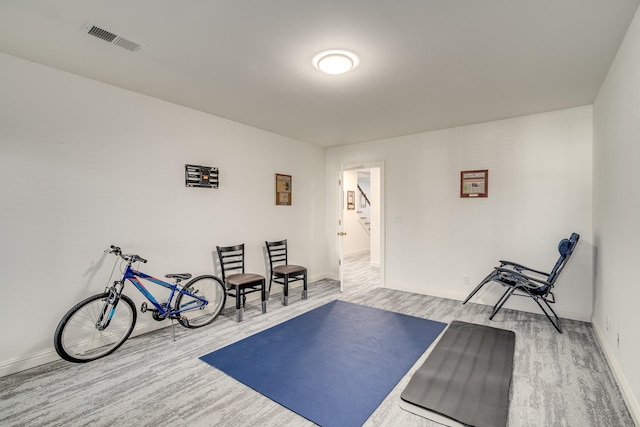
<box><xmin>274</xmin><ymin>265</ymin><xmax>306</xmax><ymax>275</ymax></box>
<box><xmin>226</xmin><ymin>273</ymin><xmax>264</xmax><ymax>286</ymax></box>
<box><xmin>526</xmin><ymin>284</ymin><xmax>550</xmax><ymax>296</ymax></box>
<box><xmin>498</xmin><ymin>272</ymin><xmax>550</xmax><ymax>295</ymax></box>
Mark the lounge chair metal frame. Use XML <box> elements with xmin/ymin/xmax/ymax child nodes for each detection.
<box><xmin>463</xmin><ymin>233</ymin><xmax>580</xmax><ymax>333</ymax></box>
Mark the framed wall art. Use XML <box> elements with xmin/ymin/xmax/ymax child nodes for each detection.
<box><xmin>347</xmin><ymin>191</ymin><xmax>355</xmax><ymax>210</ymax></box>
<box><xmin>185</xmin><ymin>164</ymin><xmax>219</xmax><ymax>188</ymax></box>
<box><xmin>460</xmin><ymin>170</ymin><xmax>488</xmax><ymax>198</ymax></box>
<box><xmin>275</xmin><ymin>173</ymin><xmax>292</xmax><ymax>206</ymax></box>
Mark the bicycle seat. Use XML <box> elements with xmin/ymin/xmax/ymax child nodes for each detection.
<box><xmin>165</xmin><ymin>273</ymin><xmax>192</xmax><ymax>281</ymax></box>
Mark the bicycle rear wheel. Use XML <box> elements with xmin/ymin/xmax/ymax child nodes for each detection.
<box><xmin>54</xmin><ymin>293</ymin><xmax>137</xmax><ymax>363</ymax></box>
<box><xmin>176</xmin><ymin>275</ymin><xmax>226</xmax><ymax>328</ymax></box>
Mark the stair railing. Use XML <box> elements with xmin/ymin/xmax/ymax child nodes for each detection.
<box><xmin>357</xmin><ymin>185</ymin><xmax>371</xmax><ymax>234</ymax></box>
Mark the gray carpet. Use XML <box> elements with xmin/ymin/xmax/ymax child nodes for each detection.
<box><xmin>0</xmin><ymin>252</ymin><xmax>634</xmax><ymax>426</ymax></box>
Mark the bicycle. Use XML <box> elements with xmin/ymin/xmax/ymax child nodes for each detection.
<box><xmin>54</xmin><ymin>245</ymin><xmax>226</xmax><ymax>363</ymax></box>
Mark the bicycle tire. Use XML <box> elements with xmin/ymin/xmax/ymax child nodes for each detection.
<box><xmin>175</xmin><ymin>275</ymin><xmax>226</xmax><ymax>328</ymax></box>
<box><xmin>54</xmin><ymin>293</ymin><xmax>137</xmax><ymax>363</ymax></box>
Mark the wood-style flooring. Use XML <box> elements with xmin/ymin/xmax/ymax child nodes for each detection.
<box><xmin>0</xmin><ymin>252</ymin><xmax>634</xmax><ymax>426</ymax></box>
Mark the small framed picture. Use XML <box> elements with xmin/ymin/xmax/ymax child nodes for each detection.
<box><xmin>460</xmin><ymin>170</ymin><xmax>488</xmax><ymax>198</ymax></box>
<box><xmin>347</xmin><ymin>191</ymin><xmax>355</xmax><ymax>210</ymax></box>
<box><xmin>275</xmin><ymin>173</ymin><xmax>292</xmax><ymax>206</ymax></box>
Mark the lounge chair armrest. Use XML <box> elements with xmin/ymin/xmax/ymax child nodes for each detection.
<box><xmin>494</xmin><ymin>267</ymin><xmax>552</xmax><ymax>287</ymax></box>
<box><xmin>498</xmin><ymin>260</ymin><xmax>550</xmax><ymax>277</ymax></box>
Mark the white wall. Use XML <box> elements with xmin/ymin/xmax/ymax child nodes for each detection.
<box><xmin>326</xmin><ymin>106</ymin><xmax>593</xmax><ymax>321</ymax></box>
<box><xmin>593</xmin><ymin>6</ymin><xmax>640</xmax><ymax>424</ymax></box>
<box><xmin>0</xmin><ymin>52</ymin><xmax>327</xmax><ymax>376</ymax></box>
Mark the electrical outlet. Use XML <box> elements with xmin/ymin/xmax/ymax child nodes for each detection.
<box><xmin>607</xmin><ymin>316</ymin><xmax>610</xmax><ymax>331</ymax></box>
<box><xmin>463</xmin><ymin>275</ymin><xmax>469</xmax><ymax>286</ymax></box>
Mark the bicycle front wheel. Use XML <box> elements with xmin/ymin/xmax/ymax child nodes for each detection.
<box><xmin>176</xmin><ymin>275</ymin><xmax>226</xmax><ymax>328</ymax></box>
<box><xmin>54</xmin><ymin>293</ymin><xmax>137</xmax><ymax>363</ymax></box>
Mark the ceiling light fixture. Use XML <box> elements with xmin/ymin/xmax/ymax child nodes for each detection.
<box><xmin>313</xmin><ymin>50</ymin><xmax>360</xmax><ymax>75</ymax></box>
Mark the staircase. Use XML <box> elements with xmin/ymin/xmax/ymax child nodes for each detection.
<box><xmin>356</xmin><ymin>184</ymin><xmax>371</xmax><ymax>234</ymax></box>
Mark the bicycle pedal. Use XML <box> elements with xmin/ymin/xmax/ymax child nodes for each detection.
<box><xmin>181</xmin><ymin>316</ymin><xmax>190</xmax><ymax>327</ymax></box>
<box><xmin>140</xmin><ymin>302</ymin><xmax>148</xmax><ymax>313</ymax></box>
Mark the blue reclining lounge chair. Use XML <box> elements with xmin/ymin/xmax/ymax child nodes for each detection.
<box><xmin>463</xmin><ymin>232</ymin><xmax>580</xmax><ymax>332</ymax></box>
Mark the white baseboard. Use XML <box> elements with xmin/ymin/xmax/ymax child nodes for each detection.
<box><xmin>344</xmin><ymin>248</ymin><xmax>369</xmax><ymax>256</ymax></box>
<box><xmin>386</xmin><ymin>282</ymin><xmax>463</xmax><ymax>302</ymax></box>
<box><xmin>384</xmin><ymin>282</ymin><xmax>591</xmax><ymax>322</ymax></box>
<box><xmin>472</xmin><ymin>293</ymin><xmax>591</xmax><ymax>322</ymax></box>
<box><xmin>592</xmin><ymin>319</ymin><xmax>640</xmax><ymax>426</ymax></box>
<box><xmin>222</xmin><ymin>273</ymin><xmax>332</xmax><ymax>304</ymax></box>
<box><xmin>0</xmin><ymin>350</ymin><xmax>60</xmax><ymax>378</ymax></box>
<box><xmin>0</xmin><ymin>320</ymin><xmax>175</xmax><ymax>378</ymax></box>
<box><xmin>309</xmin><ymin>273</ymin><xmax>330</xmax><ymax>283</ymax></box>
<box><xmin>325</xmin><ymin>273</ymin><xmax>339</xmax><ymax>281</ymax></box>
<box><xmin>1</xmin><ymin>274</ymin><xmax>336</xmax><ymax>378</ymax></box>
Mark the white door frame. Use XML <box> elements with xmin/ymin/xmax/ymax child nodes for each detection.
<box><xmin>337</xmin><ymin>160</ymin><xmax>385</xmax><ymax>290</ymax></box>
<box><xmin>337</xmin><ymin>165</ymin><xmax>345</xmax><ymax>291</ymax></box>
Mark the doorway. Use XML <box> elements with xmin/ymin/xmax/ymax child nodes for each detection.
<box><xmin>339</xmin><ymin>163</ymin><xmax>384</xmax><ymax>293</ymax></box>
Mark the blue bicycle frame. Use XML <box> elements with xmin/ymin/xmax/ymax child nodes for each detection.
<box><xmin>119</xmin><ymin>264</ymin><xmax>207</xmax><ymax>317</ymax></box>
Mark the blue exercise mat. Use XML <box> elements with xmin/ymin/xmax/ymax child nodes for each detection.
<box><xmin>200</xmin><ymin>300</ymin><xmax>447</xmax><ymax>427</ymax></box>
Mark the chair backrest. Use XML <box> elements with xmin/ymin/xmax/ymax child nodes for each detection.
<box><xmin>216</xmin><ymin>244</ymin><xmax>245</xmax><ymax>281</ymax></box>
<box><xmin>265</xmin><ymin>239</ymin><xmax>288</xmax><ymax>270</ymax></box>
<box><xmin>547</xmin><ymin>233</ymin><xmax>580</xmax><ymax>284</ymax></box>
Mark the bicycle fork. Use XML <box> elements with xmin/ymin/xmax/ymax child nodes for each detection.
<box><xmin>96</xmin><ymin>281</ymin><xmax>125</xmax><ymax>331</ymax></box>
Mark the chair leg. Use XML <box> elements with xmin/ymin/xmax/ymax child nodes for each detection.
<box><xmin>489</xmin><ymin>287</ymin><xmax>563</xmax><ymax>333</ymax></box>
<box><xmin>534</xmin><ymin>297</ymin><xmax>562</xmax><ymax>333</ymax></box>
<box><xmin>492</xmin><ymin>287</ymin><xmax>512</xmax><ymax>312</ymax></box>
<box><xmin>261</xmin><ymin>279</ymin><xmax>267</xmax><ymax>314</ymax></box>
<box><xmin>282</xmin><ymin>275</ymin><xmax>289</xmax><ymax>306</ymax></box>
<box><xmin>463</xmin><ymin>271</ymin><xmax>496</xmax><ymax>304</ymax></box>
<box><xmin>489</xmin><ymin>287</ymin><xmax>516</xmax><ymax>320</ymax></box>
<box><xmin>235</xmin><ymin>285</ymin><xmax>244</xmax><ymax>322</ymax></box>
<box><xmin>302</xmin><ymin>272</ymin><xmax>308</xmax><ymax>300</ymax></box>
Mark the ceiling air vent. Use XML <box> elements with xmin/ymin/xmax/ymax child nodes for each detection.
<box><xmin>84</xmin><ymin>22</ymin><xmax>143</xmax><ymax>52</ymax></box>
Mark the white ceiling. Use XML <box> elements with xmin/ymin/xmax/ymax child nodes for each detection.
<box><xmin>0</xmin><ymin>1</ymin><xmax>638</xmax><ymax>147</ymax></box>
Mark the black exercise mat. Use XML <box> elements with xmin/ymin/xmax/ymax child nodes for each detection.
<box><xmin>400</xmin><ymin>321</ymin><xmax>515</xmax><ymax>427</ymax></box>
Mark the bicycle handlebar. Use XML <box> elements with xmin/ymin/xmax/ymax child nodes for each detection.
<box><xmin>108</xmin><ymin>245</ymin><xmax>147</xmax><ymax>264</ymax></box>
